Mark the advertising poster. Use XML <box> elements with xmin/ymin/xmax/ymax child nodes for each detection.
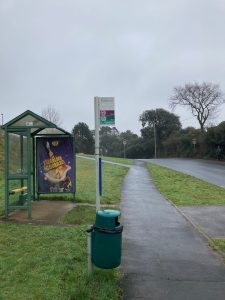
<box><xmin>36</xmin><ymin>137</ymin><xmax>75</xmax><ymax>193</ymax></box>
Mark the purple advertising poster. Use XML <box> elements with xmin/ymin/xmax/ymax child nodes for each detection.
<box><xmin>36</xmin><ymin>137</ymin><xmax>75</xmax><ymax>193</ymax></box>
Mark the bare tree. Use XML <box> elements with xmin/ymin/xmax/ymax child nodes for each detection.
<box><xmin>170</xmin><ymin>82</ymin><xmax>225</xmax><ymax>132</ymax></box>
<box><xmin>41</xmin><ymin>106</ymin><xmax>62</xmax><ymax>127</ymax></box>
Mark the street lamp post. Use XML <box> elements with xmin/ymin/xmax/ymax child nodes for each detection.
<box><xmin>153</xmin><ymin>122</ymin><xmax>157</xmax><ymax>159</ymax></box>
<box><xmin>123</xmin><ymin>139</ymin><xmax>127</xmax><ymax>158</ymax></box>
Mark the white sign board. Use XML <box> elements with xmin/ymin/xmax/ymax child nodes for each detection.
<box><xmin>99</xmin><ymin>97</ymin><xmax>115</xmax><ymax>126</ymax></box>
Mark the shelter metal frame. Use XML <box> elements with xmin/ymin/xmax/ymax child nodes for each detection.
<box><xmin>2</xmin><ymin>110</ymin><xmax>76</xmax><ymax>219</ymax></box>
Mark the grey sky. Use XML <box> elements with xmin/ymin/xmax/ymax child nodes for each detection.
<box><xmin>1</xmin><ymin>0</ymin><xmax>225</xmax><ymax>134</ymax></box>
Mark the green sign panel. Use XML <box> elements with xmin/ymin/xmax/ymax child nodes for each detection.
<box><xmin>100</xmin><ymin>110</ymin><xmax>115</xmax><ymax>125</ymax></box>
<box><xmin>99</xmin><ymin>98</ymin><xmax>115</xmax><ymax>126</ymax></box>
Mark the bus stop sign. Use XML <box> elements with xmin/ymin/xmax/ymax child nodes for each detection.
<box><xmin>99</xmin><ymin>97</ymin><xmax>115</xmax><ymax>126</ymax></box>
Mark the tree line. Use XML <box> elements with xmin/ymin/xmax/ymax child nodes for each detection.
<box><xmin>71</xmin><ymin>110</ymin><xmax>225</xmax><ymax>160</ymax></box>
<box><xmin>1</xmin><ymin>82</ymin><xmax>224</xmax><ymax>167</ymax></box>
<box><xmin>40</xmin><ymin>82</ymin><xmax>225</xmax><ymax>159</ymax></box>
<box><xmin>71</xmin><ymin>82</ymin><xmax>225</xmax><ymax>160</ymax></box>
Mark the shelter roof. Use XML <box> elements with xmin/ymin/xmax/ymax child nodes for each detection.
<box><xmin>2</xmin><ymin>110</ymin><xmax>71</xmax><ymax>135</ymax></box>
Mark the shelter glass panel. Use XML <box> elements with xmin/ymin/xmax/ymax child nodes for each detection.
<box><xmin>22</xmin><ymin>135</ymin><xmax>28</xmax><ymax>173</ymax></box>
<box><xmin>8</xmin><ymin>132</ymin><xmax>28</xmax><ymax>175</ymax></box>
<box><xmin>8</xmin><ymin>179</ymin><xmax>28</xmax><ymax>206</ymax></box>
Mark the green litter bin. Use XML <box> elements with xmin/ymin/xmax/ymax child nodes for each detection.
<box><xmin>91</xmin><ymin>209</ymin><xmax>123</xmax><ymax>269</ymax></box>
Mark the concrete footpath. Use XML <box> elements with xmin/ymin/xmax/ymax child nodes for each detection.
<box><xmin>120</xmin><ymin>161</ymin><xmax>225</xmax><ymax>300</ymax></box>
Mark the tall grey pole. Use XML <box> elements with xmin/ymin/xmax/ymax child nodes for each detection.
<box><xmin>154</xmin><ymin>122</ymin><xmax>157</xmax><ymax>159</ymax></box>
<box><xmin>94</xmin><ymin>97</ymin><xmax>100</xmax><ymax>211</ymax></box>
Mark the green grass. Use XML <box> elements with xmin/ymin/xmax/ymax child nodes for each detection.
<box><xmin>212</xmin><ymin>239</ymin><xmax>225</xmax><ymax>255</ymax></box>
<box><xmin>0</xmin><ymin>129</ymin><xmax>3</xmax><ymax>212</ymax></box>
<box><xmin>0</xmin><ymin>156</ymin><xmax>129</xmax><ymax>214</ymax></box>
<box><xmin>76</xmin><ymin>157</ymin><xmax>128</xmax><ymax>204</ymax></box>
<box><xmin>60</xmin><ymin>205</ymin><xmax>119</xmax><ymax>225</ymax></box>
<box><xmin>0</xmin><ymin>174</ymin><xmax>3</xmax><ymax>214</ymax></box>
<box><xmin>102</xmin><ymin>156</ymin><xmax>133</xmax><ymax>165</ymax></box>
<box><xmin>0</xmin><ymin>157</ymin><xmax>127</xmax><ymax>299</ymax></box>
<box><xmin>148</xmin><ymin>163</ymin><xmax>225</xmax><ymax>205</ymax></box>
<box><xmin>211</xmin><ymin>239</ymin><xmax>225</xmax><ymax>265</ymax></box>
<box><xmin>0</xmin><ymin>223</ymin><xmax>121</xmax><ymax>300</ymax></box>
<box><xmin>78</xmin><ymin>154</ymin><xmax>133</xmax><ymax>165</ymax></box>
<box><xmin>61</xmin><ymin>205</ymin><xmax>97</xmax><ymax>225</ymax></box>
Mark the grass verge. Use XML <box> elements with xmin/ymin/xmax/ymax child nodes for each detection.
<box><xmin>0</xmin><ymin>223</ymin><xmax>121</xmax><ymax>300</ymax></box>
<box><xmin>0</xmin><ymin>175</ymin><xmax>3</xmax><ymax>215</ymax></box>
<box><xmin>102</xmin><ymin>156</ymin><xmax>133</xmax><ymax>165</ymax></box>
<box><xmin>78</xmin><ymin>154</ymin><xmax>133</xmax><ymax>165</ymax></box>
<box><xmin>5</xmin><ymin>156</ymin><xmax>129</xmax><ymax>206</ymax></box>
<box><xmin>148</xmin><ymin>163</ymin><xmax>225</xmax><ymax>205</ymax></box>
<box><xmin>60</xmin><ymin>205</ymin><xmax>119</xmax><ymax>225</ymax></box>
<box><xmin>75</xmin><ymin>157</ymin><xmax>128</xmax><ymax>204</ymax></box>
<box><xmin>212</xmin><ymin>239</ymin><xmax>225</xmax><ymax>258</ymax></box>
<box><xmin>0</xmin><ymin>157</ymin><xmax>127</xmax><ymax>299</ymax></box>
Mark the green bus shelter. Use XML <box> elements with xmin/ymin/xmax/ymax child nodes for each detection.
<box><xmin>2</xmin><ymin>110</ymin><xmax>76</xmax><ymax>219</ymax></box>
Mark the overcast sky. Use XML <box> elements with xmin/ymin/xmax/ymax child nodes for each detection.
<box><xmin>1</xmin><ymin>0</ymin><xmax>225</xmax><ymax>135</ymax></box>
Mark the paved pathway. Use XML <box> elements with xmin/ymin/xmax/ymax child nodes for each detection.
<box><xmin>141</xmin><ymin>158</ymin><xmax>225</xmax><ymax>239</ymax></box>
<box><xmin>121</xmin><ymin>161</ymin><xmax>225</xmax><ymax>300</ymax></box>
<box><xmin>179</xmin><ymin>205</ymin><xmax>225</xmax><ymax>238</ymax></box>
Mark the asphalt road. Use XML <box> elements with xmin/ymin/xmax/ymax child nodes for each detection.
<box><xmin>141</xmin><ymin>158</ymin><xmax>225</xmax><ymax>188</ymax></box>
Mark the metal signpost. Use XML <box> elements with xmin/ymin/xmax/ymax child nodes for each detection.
<box><xmin>192</xmin><ymin>138</ymin><xmax>197</xmax><ymax>151</ymax></box>
<box><xmin>88</xmin><ymin>97</ymin><xmax>115</xmax><ymax>274</ymax></box>
<box><xmin>94</xmin><ymin>97</ymin><xmax>115</xmax><ymax>211</ymax></box>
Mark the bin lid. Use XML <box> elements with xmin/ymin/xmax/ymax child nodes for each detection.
<box><xmin>95</xmin><ymin>209</ymin><xmax>121</xmax><ymax>228</ymax></box>
<box><xmin>97</xmin><ymin>209</ymin><xmax>121</xmax><ymax>218</ymax></box>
